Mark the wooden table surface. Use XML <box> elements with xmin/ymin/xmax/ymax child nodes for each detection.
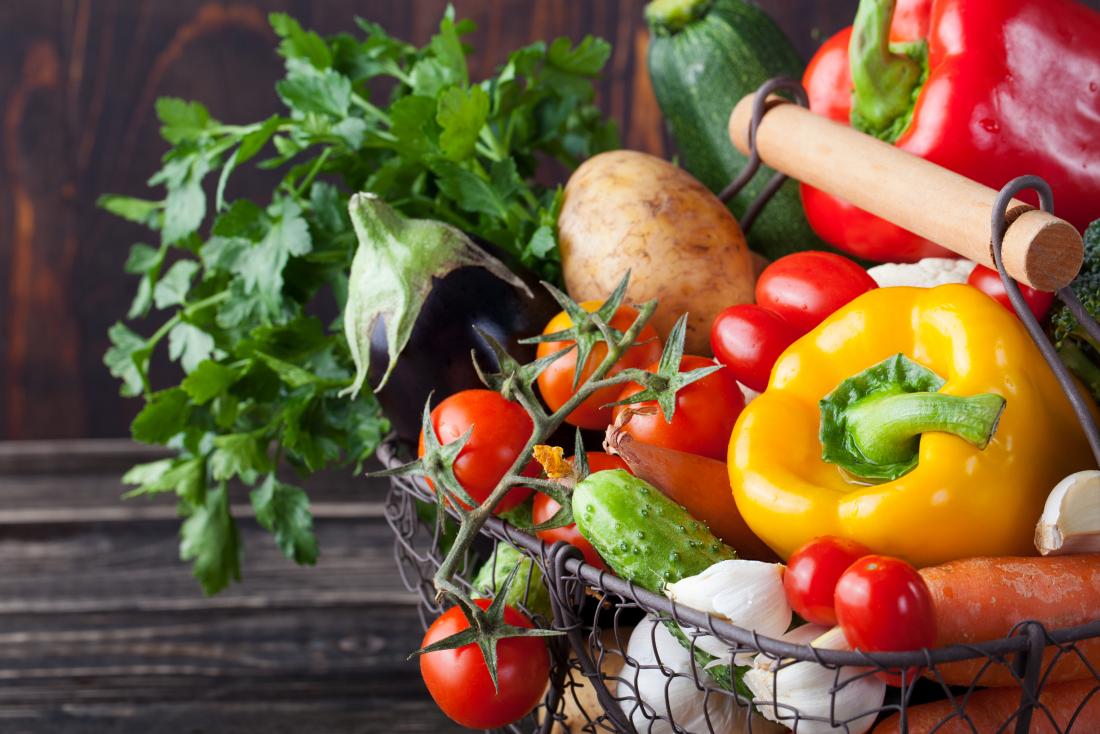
<box><xmin>0</xmin><ymin>440</ymin><xmax>465</xmax><ymax>733</ymax></box>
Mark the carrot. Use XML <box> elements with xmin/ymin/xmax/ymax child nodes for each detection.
<box><xmin>873</xmin><ymin>679</ymin><xmax>1100</xmax><ymax>733</ymax></box>
<box><xmin>920</xmin><ymin>555</ymin><xmax>1100</xmax><ymax>687</ymax></box>
<box><xmin>604</xmin><ymin>418</ymin><xmax>777</xmax><ymax>561</ymax></box>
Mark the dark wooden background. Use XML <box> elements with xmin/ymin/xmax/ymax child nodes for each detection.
<box><xmin>0</xmin><ymin>0</ymin><xmax>868</xmax><ymax>441</ymax></box>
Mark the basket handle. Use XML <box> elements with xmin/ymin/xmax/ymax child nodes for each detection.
<box><xmin>728</xmin><ymin>92</ymin><xmax>1083</xmax><ymax>291</ymax></box>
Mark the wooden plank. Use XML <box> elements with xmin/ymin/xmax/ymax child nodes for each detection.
<box><xmin>0</xmin><ymin>440</ymin><xmax>465</xmax><ymax>730</ymax></box>
<box><xmin>0</xmin><ymin>512</ymin><xmax>411</xmax><ymax>613</ymax></box>
<box><xmin>0</xmin><ymin>604</ymin><xmax>464</xmax><ymax>733</ymax></box>
<box><xmin>1</xmin><ymin>700</ymin><xmax>464</xmax><ymax>734</ymax></box>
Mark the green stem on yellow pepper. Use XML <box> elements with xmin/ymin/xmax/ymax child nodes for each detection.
<box><xmin>819</xmin><ymin>354</ymin><xmax>1006</xmax><ymax>482</ymax></box>
<box><xmin>844</xmin><ymin>391</ymin><xmax>1006</xmax><ymax>466</ymax></box>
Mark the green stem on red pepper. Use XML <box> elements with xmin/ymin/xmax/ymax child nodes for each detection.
<box><xmin>849</xmin><ymin>0</ymin><xmax>927</xmax><ymax>143</ymax></box>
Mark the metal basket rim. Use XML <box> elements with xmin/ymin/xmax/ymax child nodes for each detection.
<box><xmin>378</xmin><ymin>437</ymin><xmax>1100</xmax><ymax>670</ymax></box>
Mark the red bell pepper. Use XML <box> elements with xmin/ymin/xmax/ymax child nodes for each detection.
<box><xmin>801</xmin><ymin>0</ymin><xmax>1100</xmax><ymax>263</ymax></box>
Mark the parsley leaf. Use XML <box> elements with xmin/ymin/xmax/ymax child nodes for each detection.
<box><xmin>124</xmin><ymin>457</ymin><xmax>205</xmax><ymax>505</ymax></box>
<box><xmin>251</xmin><ymin>474</ymin><xmax>318</xmax><ymax>565</ymax></box>
<box><xmin>270</xmin><ymin>12</ymin><xmax>332</xmax><ymax>69</ymax></box>
<box><xmin>437</xmin><ymin>85</ymin><xmax>489</xmax><ymax>161</ymax></box>
<box><xmin>210</xmin><ymin>433</ymin><xmax>269</xmax><ymax>483</ymax></box>
<box><xmin>156</xmin><ymin>98</ymin><xmax>213</xmax><ymax>144</ymax></box>
<box><xmin>180</xmin><ymin>485</ymin><xmax>241</xmax><ymax>595</ymax></box>
<box><xmin>99</xmin><ymin>195</ymin><xmax>161</xmax><ymax>226</ymax></box>
<box><xmin>181</xmin><ymin>360</ymin><xmax>239</xmax><ymax>404</ymax></box>
<box><xmin>276</xmin><ymin>60</ymin><xmax>351</xmax><ymax>118</ymax></box>
<box><xmin>131</xmin><ymin>388</ymin><xmax>191</xmax><ymax>444</ymax></box>
<box><xmin>104</xmin><ymin>322</ymin><xmax>150</xmax><ymax>397</ymax></box>
<box><xmin>153</xmin><ymin>260</ymin><xmax>199</xmax><ymax>309</ymax></box>
<box><xmin>168</xmin><ymin>322</ymin><xmax>215</xmax><ymax>372</ymax></box>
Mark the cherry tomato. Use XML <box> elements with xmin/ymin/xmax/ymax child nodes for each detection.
<box><xmin>755</xmin><ymin>252</ymin><xmax>877</xmax><ymax>334</ymax></box>
<box><xmin>612</xmin><ymin>355</ymin><xmax>745</xmax><ymax>461</ymax></box>
<box><xmin>418</xmin><ymin>390</ymin><xmax>535</xmax><ymax>514</ymax></box>
<box><xmin>710</xmin><ymin>305</ymin><xmax>799</xmax><ymax>393</ymax></box>
<box><xmin>967</xmin><ymin>264</ymin><xmax>1055</xmax><ymax>321</ymax></box>
<box><xmin>835</xmin><ymin>555</ymin><xmax>937</xmax><ymax>685</ymax></box>
<box><xmin>536</xmin><ymin>301</ymin><xmax>662</xmax><ymax>430</ymax></box>
<box><xmin>783</xmin><ymin>536</ymin><xmax>872</xmax><ymax>626</ymax></box>
<box><xmin>420</xmin><ymin>599</ymin><xmax>549</xmax><ymax>729</ymax></box>
<box><xmin>532</xmin><ymin>453</ymin><xmax>630</xmax><ymax>570</ymax></box>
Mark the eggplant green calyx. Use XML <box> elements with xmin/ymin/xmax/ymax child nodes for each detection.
<box><xmin>644</xmin><ymin>0</ymin><xmax>712</xmax><ymax>35</ymax></box>
<box><xmin>820</xmin><ymin>354</ymin><xmax>1006</xmax><ymax>482</ymax></box>
<box><xmin>341</xmin><ymin>193</ymin><xmax>530</xmax><ymax>398</ymax></box>
<box><xmin>849</xmin><ymin>0</ymin><xmax>928</xmax><ymax>143</ymax></box>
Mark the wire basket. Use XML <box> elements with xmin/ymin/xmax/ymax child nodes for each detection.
<box><xmin>382</xmin><ymin>78</ymin><xmax>1100</xmax><ymax>733</ymax></box>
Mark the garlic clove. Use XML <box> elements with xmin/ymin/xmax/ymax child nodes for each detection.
<box><xmin>665</xmin><ymin>559</ymin><xmax>793</xmax><ymax>661</ymax></box>
<box><xmin>744</xmin><ymin>656</ymin><xmax>885</xmax><ymax>734</ymax></box>
<box><xmin>810</xmin><ymin>626</ymin><xmax>851</xmax><ymax>652</ymax></box>
<box><xmin>1035</xmin><ymin>470</ymin><xmax>1100</xmax><ymax>556</ymax></box>
<box><xmin>752</xmin><ymin>624</ymin><xmax>831</xmax><ymax>672</ymax></box>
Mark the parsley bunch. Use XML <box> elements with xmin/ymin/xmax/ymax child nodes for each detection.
<box><xmin>101</xmin><ymin>9</ymin><xmax>617</xmax><ymax>594</ymax></box>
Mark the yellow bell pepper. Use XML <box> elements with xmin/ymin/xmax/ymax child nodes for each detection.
<box><xmin>728</xmin><ymin>284</ymin><xmax>1096</xmax><ymax>567</ymax></box>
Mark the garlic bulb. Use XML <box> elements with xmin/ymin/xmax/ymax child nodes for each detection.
<box><xmin>1035</xmin><ymin>470</ymin><xmax>1100</xmax><ymax>555</ymax></box>
<box><xmin>743</xmin><ymin>627</ymin><xmax>884</xmax><ymax>734</ymax></box>
<box><xmin>664</xmin><ymin>559</ymin><xmax>793</xmax><ymax>661</ymax></box>
<box><xmin>618</xmin><ymin>616</ymin><xmax>741</xmax><ymax>734</ymax></box>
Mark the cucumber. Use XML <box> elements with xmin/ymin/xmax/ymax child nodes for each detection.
<box><xmin>574</xmin><ymin>469</ymin><xmax>745</xmax><ymax>691</ymax></box>
<box><xmin>646</xmin><ymin>0</ymin><xmax>828</xmax><ymax>260</ymax></box>
<box><xmin>573</xmin><ymin>469</ymin><xmax>735</xmax><ymax>591</ymax></box>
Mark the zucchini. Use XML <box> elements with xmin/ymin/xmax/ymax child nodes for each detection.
<box><xmin>573</xmin><ymin>469</ymin><xmax>744</xmax><ymax>691</ymax></box>
<box><xmin>646</xmin><ymin>0</ymin><xmax>827</xmax><ymax>260</ymax></box>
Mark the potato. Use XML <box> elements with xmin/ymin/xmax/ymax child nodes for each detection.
<box><xmin>558</xmin><ymin>150</ymin><xmax>754</xmax><ymax>353</ymax></box>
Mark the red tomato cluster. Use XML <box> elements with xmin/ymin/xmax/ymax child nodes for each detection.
<box><xmin>711</xmin><ymin>251</ymin><xmax>877</xmax><ymax>392</ymax></box>
<box><xmin>784</xmin><ymin>536</ymin><xmax>937</xmax><ymax>684</ymax></box>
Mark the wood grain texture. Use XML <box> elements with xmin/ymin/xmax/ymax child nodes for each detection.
<box><xmin>0</xmin><ymin>0</ymin><xmax>859</xmax><ymax>440</ymax></box>
<box><xmin>0</xmin><ymin>438</ymin><xmax>464</xmax><ymax>732</ymax></box>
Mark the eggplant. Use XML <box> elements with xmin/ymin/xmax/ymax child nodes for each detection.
<box><xmin>368</xmin><ymin>256</ymin><xmax>559</xmax><ymax>444</ymax></box>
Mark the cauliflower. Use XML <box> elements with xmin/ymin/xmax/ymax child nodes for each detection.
<box><xmin>866</xmin><ymin>257</ymin><xmax>976</xmax><ymax>288</ymax></box>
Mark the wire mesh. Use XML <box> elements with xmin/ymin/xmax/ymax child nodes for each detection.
<box><xmin>383</xmin><ymin>444</ymin><xmax>1100</xmax><ymax>734</ymax></box>
<box><xmin>380</xmin><ymin>76</ymin><xmax>1100</xmax><ymax>734</ymax></box>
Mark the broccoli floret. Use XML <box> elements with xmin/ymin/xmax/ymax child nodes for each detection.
<box><xmin>1052</xmin><ymin>219</ymin><xmax>1100</xmax><ymax>400</ymax></box>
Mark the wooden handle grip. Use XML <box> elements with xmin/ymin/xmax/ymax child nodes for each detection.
<box><xmin>729</xmin><ymin>94</ymin><xmax>1083</xmax><ymax>291</ymax></box>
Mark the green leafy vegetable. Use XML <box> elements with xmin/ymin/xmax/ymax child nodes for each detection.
<box><xmin>99</xmin><ymin>7</ymin><xmax>616</xmax><ymax>594</ymax></box>
<box><xmin>1053</xmin><ymin>219</ymin><xmax>1100</xmax><ymax>400</ymax></box>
